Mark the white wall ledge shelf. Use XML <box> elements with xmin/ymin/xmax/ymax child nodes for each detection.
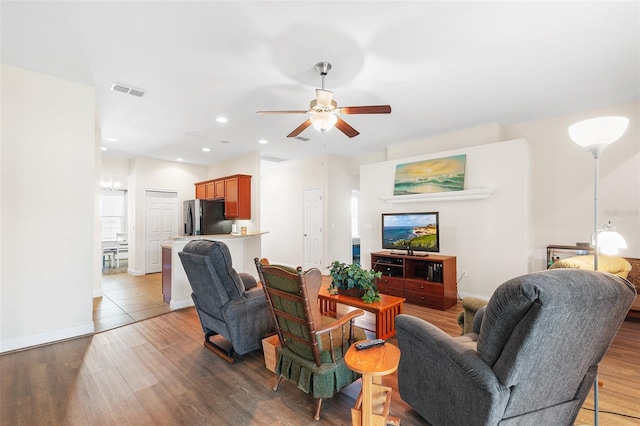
<box><xmin>380</xmin><ymin>187</ymin><xmax>496</xmax><ymax>203</ymax></box>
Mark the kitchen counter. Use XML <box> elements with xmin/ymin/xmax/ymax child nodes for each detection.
<box><xmin>167</xmin><ymin>231</ymin><xmax>268</xmax><ymax>242</ymax></box>
<box><xmin>162</xmin><ymin>232</ymin><xmax>267</xmax><ymax>309</ymax></box>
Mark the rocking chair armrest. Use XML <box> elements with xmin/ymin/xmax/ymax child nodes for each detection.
<box><xmin>314</xmin><ymin>309</ymin><xmax>365</xmax><ymax>336</ymax></box>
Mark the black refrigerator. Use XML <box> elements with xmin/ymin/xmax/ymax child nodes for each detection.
<box><xmin>183</xmin><ymin>199</ymin><xmax>230</xmax><ymax>235</ymax></box>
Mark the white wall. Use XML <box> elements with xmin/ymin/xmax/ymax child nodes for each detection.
<box><xmin>384</xmin><ymin>103</ymin><xmax>640</xmax><ymax>266</ymax></box>
<box><xmin>260</xmin><ymin>156</ymin><xmax>326</xmax><ymax>267</ymax></box>
<box><xmin>1</xmin><ymin>65</ymin><xmax>97</xmax><ymax>352</ymax></box>
<box><xmin>102</xmin><ymin>156</ymin><xmax>131</xmax><ymax>178</ymax></box>
<box><xmin>260</xmin><ymin>155</ymin><xmax>352</xmax><ymax>269</ymax></box>
<box><xmin>505</xmin><ymin>102</ymin><xmax>640</xmax><ymax>262</ymax></box>
<box><xmin>360</xmin><ymin>139</ymin><xmax>532</xmax><ymax>299</ymax></box>
<box><xmin>207</xmin><ymin>151</ymin><xmax>261</xmax><ymax>233</ymax></box>
<box><xmin>387</xmin><ymin>123</ymin><xmax>506</xmax><ymax>160</ymax></box>
<box><xmin>327</xmin><ymin>156</ymin><xmax>353</xmax><ymax>264</ymax></box>
<box><xmin>127</xmin><ymin>157</ymin><xmax>207</xmax><ymax>275</ymax></box>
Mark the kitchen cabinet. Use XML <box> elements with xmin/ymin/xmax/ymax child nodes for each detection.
<box><xmin>195</xmin><ymin>183</ymin><xmax>206</xmax><ymax>200</ymax></box>
<box><xmin>224</xmin><ymin>175</ymin><xmax>251</xmax><ymax>219</ymax></box>
<box><xmin>205</xmin><ymin>181</ymin><xmax>216</xmax><ymax>199</ymax></box>
<box><xmin>194</xmin><ymin>174</ymin><xmax>251</xmax><ymax>219</ymax></box>
<box><xmin>214</xmin><ymin>179</ymin><xmax>225</xmax><ymax>199</ymax></box>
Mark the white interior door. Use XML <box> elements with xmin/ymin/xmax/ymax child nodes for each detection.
<box><xmin>145</xmin><ymin>191</ymin><xmax>177</xmax><ymax>274</ymax></box>
<box><xmin>303</xmin><ymin>188</ymin><xmax>323</xmax><ymax>271</ymax></box>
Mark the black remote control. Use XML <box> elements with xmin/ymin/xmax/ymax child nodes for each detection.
<box><xmin>355</xmin><ymin>339</ymin><xmax>386</xmax><ymax>350</ymax></box>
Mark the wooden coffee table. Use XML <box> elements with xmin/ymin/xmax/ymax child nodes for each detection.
<box><xmin>345</xmin><ymin>342</ymin><xmax>401</xmax><ymax>426</ymax></box>
<box><xmin>318</xmin><ymin>276</ymin><xmax>405</xmax><ymax>340</ymax></box>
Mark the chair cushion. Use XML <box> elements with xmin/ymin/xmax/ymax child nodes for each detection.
<box><xmin>183</xmin><ymin>240</ymin><xmax>246</xmax><ymax>297</ymax></box>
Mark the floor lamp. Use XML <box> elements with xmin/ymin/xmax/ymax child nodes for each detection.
<box><xmin>568</xmin><ymin>115</ymin><xmax>629</xmax><ymax>426</ymax></box>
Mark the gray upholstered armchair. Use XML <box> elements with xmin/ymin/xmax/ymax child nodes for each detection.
<box><xmin>178</xmin><ymin>240</ymin><xmax>275</xmax><ymax>362</ymax></box>
<box><xmin>396</xmin><ymin>269</ymin><xmax>636</xmax><ymax>426</ymax></box>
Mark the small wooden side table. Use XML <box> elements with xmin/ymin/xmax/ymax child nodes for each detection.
<box><xmin>345</xmin><ymin>342</ymin><xmax>401</xmax><ymax>426</ymax></box>
<box><xmin>318</xmin><ymin>277</ymin><xmax>405</xmax><ymax>340</ymax></box>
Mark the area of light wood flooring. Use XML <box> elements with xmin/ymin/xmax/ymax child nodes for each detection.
<box><xmin>3</xmin><ymin>272</ymin><xmax>639</xmax><ymax>425</ymax></box>
<box><xmin>94</xmin><ymin>264</ymin><xmax>171</xmax><ymax>333</ymax></box>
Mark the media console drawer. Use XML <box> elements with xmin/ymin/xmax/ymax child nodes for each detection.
<box><xmin>404</xmin><ymin>280</ymin><xmax>444</xmax><ymax>297</ymax></box>
<box><xmin>377</xmin><ymin>276</ymin><xmax>403</xmax><ymax>289</ymax></box>
<box><xmin>376</xmin><ymin>284</ymin><xmax>405</xmax><ymax>298</ymax></box>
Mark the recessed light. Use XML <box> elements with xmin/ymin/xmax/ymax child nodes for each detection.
<box><xmin>202</xmin><ymin>147</ymin><xmax>211</xmax><ymax>152</ymax></box>
<box><xmin>259</xmin><ymin>139</ymin><xmax>268</xmax><ymax>144</ymax></box>
<box><xmin>101</xmin><ymin>147</ymin><xmax>108</xmax><ymax>151</ymax></box>
<box><xmin>105</xmin><ymin>137</ymin><xmax>118</xmax><ymax>142</ymax></box>
<box><xmin>216</xmin><ymin>116</ymin><xmax>228</xmax><ymax>123</ymax></box>
<box><xmin>176</xmin><ymin>158</ymin><xmax>184</xmax><ymax>162</ymax></box>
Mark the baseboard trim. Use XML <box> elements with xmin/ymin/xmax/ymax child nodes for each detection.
<box><xmin>93</xmin><ymin>288</ymin><xmax>104</xmax><ymax>298</ymax></box>
<box><xmin>0</xmin><ymin>322</ymin><xmax>95</xmax><ymax>354</ymax></box>
<box><xmin>170</xmin><ymin>298</ymin><xmax>194</xmax><ymax>310</ymax></box>
<box><xmin>127</xmin><ymin>268</ymin><xmax>144</xmax><ymax>276</ymax></box>
<box><xmin>457</xmin><ymin>291</ymin><xmax>490</xmax><ymax>301</ymax></box>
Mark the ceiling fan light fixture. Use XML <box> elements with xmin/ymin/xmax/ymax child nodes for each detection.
<box><xmin>310</xmin><ymin>112</ymin><xmax>337</xmax><ymax>133</ymax></box>
<box><xmin>315</xmin><ymin>89</ymin><xmax>334</xmax><ymax>108</ymax></box>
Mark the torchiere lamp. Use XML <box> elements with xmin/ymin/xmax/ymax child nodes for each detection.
<box><xmin>568</xmin><ymin>115</ymin><xmax>629</xmax><ymax>426</ymax></box>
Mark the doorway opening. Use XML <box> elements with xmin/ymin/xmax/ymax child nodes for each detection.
<box><xmin>351</xmin><ymin>189</ymin><xmax>360</xmax><ymax>265</ymax></box>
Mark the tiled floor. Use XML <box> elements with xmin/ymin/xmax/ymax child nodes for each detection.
<box><xmin>93</xmin><ymin>268</ymin><xmax>171</xmax><ymax>333</ymax></box>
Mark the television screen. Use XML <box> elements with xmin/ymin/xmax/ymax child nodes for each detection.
<box><xmin>382</xmin><ymin>212</ymin><xmax>439</xmax><ymax>253</ymax></box>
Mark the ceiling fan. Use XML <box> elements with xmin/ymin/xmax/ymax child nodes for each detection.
<box><xmin>257</xmin><ymin>62</ymin><xmax>391</xmax><ymax>138</ymax></box>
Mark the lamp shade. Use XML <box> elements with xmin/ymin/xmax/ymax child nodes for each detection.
<box><xmin>568</xmin><ymin>116</ymin><xmax>629</xmax><ymax>147</ymax></box>
<box><xmin>310</xmin><ymin>111</ymin><xmax>337</xmax><ymax>132</ymax></box>
<box><xmin>598</xmin><ymin>223</ymin><xmax>627</xmax><ymax>255</ymax></box>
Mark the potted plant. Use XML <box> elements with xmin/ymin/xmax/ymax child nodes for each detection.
<box><xmin>327</xmin><ymin>261</ymin><xmax>382</xmax><ymax>303</ymax></box>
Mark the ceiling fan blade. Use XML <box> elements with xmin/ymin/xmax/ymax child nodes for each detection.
<box><xmin>257</xmin><ymin>110</ymin><xmax>309</xmax><ymax>114</ymax></box>
<box><xmin>287</xmin><ymin>119</ymin><xmax>312</xmax><ymax>138</ymax></box>
<box><xmin>335</xmin><ymin>117</ymin><xmax>360</xmax><ymax>138</ymax></box>
<box><xmin>338</xmin><ymin>105</ymin><xmax>392</xmax><ymax>114</ymax></box>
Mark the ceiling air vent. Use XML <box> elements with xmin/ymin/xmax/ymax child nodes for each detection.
<box><xmin>110</xmin><ymin>83</ymin><xmax>146</xmax><ymax>98</ymax></box>
<box><xmin>294</xmin><ymin>136</ymin><xmax>310</xmax><ymax>142</ymax></box>
<box><xmin>260</xmin><ymin>154</ymin><xmax>288</xmax><ymax>163</ymax></box>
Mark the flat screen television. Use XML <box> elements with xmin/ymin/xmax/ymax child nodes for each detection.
<box><xmin>382</xmin><ymin>212</ymin><xmax>439</xmax><ymax>254</ymax></box>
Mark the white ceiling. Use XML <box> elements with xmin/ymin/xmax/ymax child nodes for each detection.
<box><xmin>2</xmin><ymin>1</ymin><xmax>639</xmax><ymax>165</ymax></box>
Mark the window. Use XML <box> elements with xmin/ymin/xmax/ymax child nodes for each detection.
<box><xmin>101</xmin><ymin>192</ymin><xmax>126</xmax><ymax>240</ymax></box>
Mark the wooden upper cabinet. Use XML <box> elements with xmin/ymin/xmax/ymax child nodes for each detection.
<box><xmin>214</xmin><ymin>179</ymin><xmax>225</xmax><ymax>199</ymax></box>
<box><xmin>224</xmin><ymin>175</ymin><xmax>251</xmax><ymax>219</ymax></box>
<box><xmin>194</xmin><ymin>174</ymin><xmax>251</xmax><ymax>219</ymax></box>
<box><xmin>205</xmin><ymin>181</ymin><xmax>216</xmax><ymax>199</ymax></box>
<box><xmin>195</xmin><ymin>183</ymin><xmax>206</xmax><ymax>200</ymax></box>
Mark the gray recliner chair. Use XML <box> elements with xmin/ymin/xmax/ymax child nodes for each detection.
<box><xmin>396</xmin><ymin>269</ymin><xmax>636</xmax><ymax>426</ymax></box>
<box><xmin>179</xmin><ymin>240</ymin><xmax>275</xmax><ymax>362</ymax></box>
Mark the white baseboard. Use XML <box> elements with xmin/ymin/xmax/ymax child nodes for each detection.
<box><xmin>457</xmin><ymin>291</ymin><xmax>490</xmax><ymax>301</ymax></box>
<box><xmin>170</xmin><ymin>297</ymin><xmax>194</xmax><ymax>310</ymax></box>
<box><xmin>0</xmin><ymin>322</ymin><xmax>95</xmax><ymax>354</ymax></box>
<box><xmin>127</xmin><ymin>268</ymin><xmax>144</xmax><ymax>276</ymax></box>
<box><xmin>93</xmin><ymin>288</ymin><xmax>104</xmax><ymax>298</ymax></box>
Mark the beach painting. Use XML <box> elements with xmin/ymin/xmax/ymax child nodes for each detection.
<box><xmin>393</xmin><ymin>154</ymin><xmax>466</xmax><ymax>195</ymax></box>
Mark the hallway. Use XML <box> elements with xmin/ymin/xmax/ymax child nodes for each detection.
<box><xmin>93</xmin><ymin>269</ymin><xmax>171</xmax><ymax>333</ymax></box>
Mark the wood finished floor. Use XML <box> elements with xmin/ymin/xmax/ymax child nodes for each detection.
<box><xmin>2</xmin><ymin>275</ymin><xmax>639</xmax><ymax>425</ymax></box>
